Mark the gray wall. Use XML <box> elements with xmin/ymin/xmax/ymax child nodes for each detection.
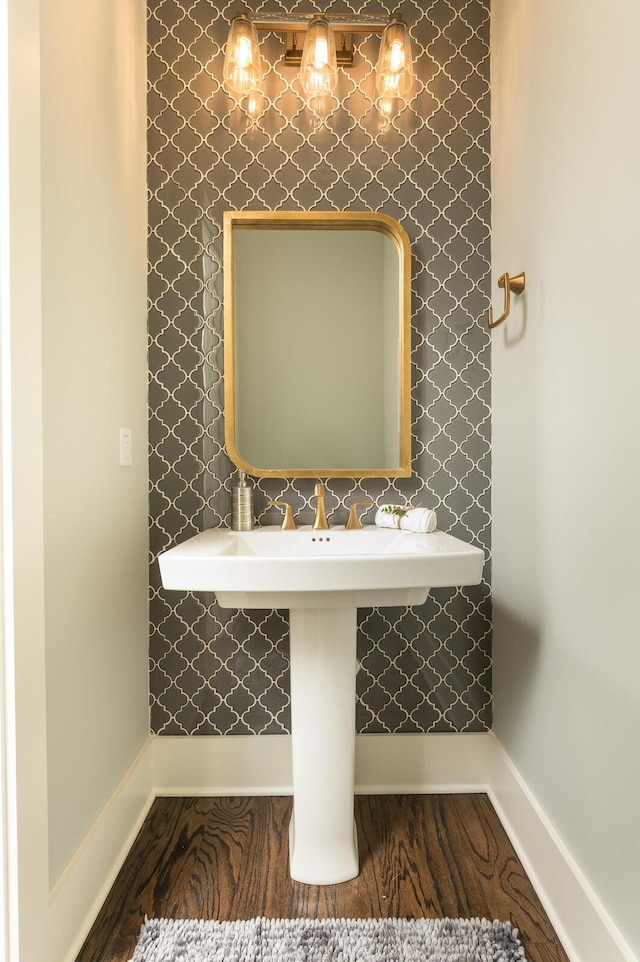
<box><xmin>492</xmin><ymin>0</ymin><xmax>640</xmax><ymax>955</ymax></box>
<box><xmin>42</xmin><ymin>0</ymin><xmax>149</xmax><ymax>885</ymax></box>
<box><xmin>148</xmin><ymin>0</ymin><xmax>492</xmax><ymax>735</ymax></box>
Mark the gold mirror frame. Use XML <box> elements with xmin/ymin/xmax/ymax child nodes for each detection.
<box><xmin>223</xmin><ymin>210</ymin><xmax>411</xmax><ymax>478</ymax></box>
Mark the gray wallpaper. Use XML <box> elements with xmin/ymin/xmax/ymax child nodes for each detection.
<box><xmin>148</xmin><ymin>0</ymin><xmax>491</xmax><ymax>735</ymax></box>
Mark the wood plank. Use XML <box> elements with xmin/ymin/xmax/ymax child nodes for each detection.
<box><xmin>74</xmin><ymin>795</ymin><xmax>570</xmax><ymax>962</ymax></box>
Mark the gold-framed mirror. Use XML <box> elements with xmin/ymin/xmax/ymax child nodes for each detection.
<box><xmin>223</xmin><ymin>211</ymin><xmax>411</xmax><ymax>478</ymax></box>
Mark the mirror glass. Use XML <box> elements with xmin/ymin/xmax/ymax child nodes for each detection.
<box><xmin>224</xmin><ymin>212</ymin><xmax>411</xmax><ymax>478</ymax></box>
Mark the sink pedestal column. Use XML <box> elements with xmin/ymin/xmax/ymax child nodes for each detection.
<box><xmin>288</xmin><ymin>607</ymin><xmax>359</xmax><ymax>885</ymax></box>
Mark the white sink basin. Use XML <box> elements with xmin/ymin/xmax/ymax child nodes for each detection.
<box><xmin>158</xmin><ymin>523</ymin><xmax>484</xmax><ymax>887</ymax></box>
<box><xmin>158</xmin><ymin>525</ymin><xmax>484</xmax><ymax>608</ymax></box>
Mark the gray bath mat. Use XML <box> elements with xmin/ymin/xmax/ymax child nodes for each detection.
<box><xmin>130</xmin><ymin>916</ymin><xmax>527</xmax><ymax>961</ymax></box>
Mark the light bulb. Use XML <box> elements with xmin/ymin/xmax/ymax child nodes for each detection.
<box><xmin>242</xmin><ymin>89</ymin><xmax>266</xmax><ymax>121</ymax></box>
<box><xmin>389</xmin><ymin>40</ymin><xmax>405</xmax><ymax>72</ymax></box>
<box><xmin>246</xmin><ymin>93</ymin><xmax>259</xmax><ymax>115</ymax></box>
<box><xmin>381</xmin><ymin>73</ymin><xmax>400</xmax><ymax>95</ymax></box>
<box><xmin>234</xmin><ymin>35</ymin><xmax>253</xmax><ymax>70</ymax></box>
<box><xmin>313</xmin><ymin>36</ymin><xmax>329</xmax><ymax>69</ymax></box>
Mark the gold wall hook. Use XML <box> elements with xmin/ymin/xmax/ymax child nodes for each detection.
<box><xmin>488</xmin><ymin>271</ymin><xmax>526</xmax><ymax>329</ymax></box>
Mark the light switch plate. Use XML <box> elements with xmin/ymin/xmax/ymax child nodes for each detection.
<box><xmin>119</xmin><ymin>428</ymin><xmax>132</xmax><ymax>466</ymax></box>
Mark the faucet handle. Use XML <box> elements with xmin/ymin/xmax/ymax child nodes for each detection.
<box><xmin>345</xmin><ymin>499</ymin><xmax>374</xmax><ymax>530</ymax></box>
<box><xmin>267</xmin><ymin>500</ymin><xmax>297</xmax><ymax>530</ymax></box>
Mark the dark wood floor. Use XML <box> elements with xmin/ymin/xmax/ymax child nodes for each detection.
<box><xmin>75</xmin><ymin>794</ymin><xmax>569</xmax><ymax>962</ymax></box>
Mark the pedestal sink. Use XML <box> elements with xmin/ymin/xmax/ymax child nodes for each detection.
<box><xmin>158</xmin><ymin>525</ymin><xmax>484</xmax><ymax>885</ymax></box>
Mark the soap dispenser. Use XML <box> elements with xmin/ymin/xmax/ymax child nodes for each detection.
<box><xmin>231</xmin><ymin>471</ymin><xmax>254</xmax><ymax>531</ymax></box>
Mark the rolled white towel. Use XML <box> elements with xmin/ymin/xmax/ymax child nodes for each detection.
<box><xmin>399</xmin><ymin>507</ymin><xmax>437</xmax><ymax>534</ymax></box>
<box><xmin>375</xmin><ymin>504</ymin><xmax>407</xmax><ymax>529</ymax></box>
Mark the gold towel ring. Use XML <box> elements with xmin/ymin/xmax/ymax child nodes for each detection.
<box><xmin>488</xmin><ymin>271</ymin><xmax>526</xmax><ymax>329</ymax></box>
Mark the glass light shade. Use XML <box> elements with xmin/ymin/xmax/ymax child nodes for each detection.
<box><xmin>242</xmin><ymin>89</ymin><xmax>266</xmax><ymax>122</ymax></box>
<box><xmin>308</xmin><ymin>92</ymin><xmax>336</xmax><ymax>125</ymax></box>
<box><xmin>376</xmin><ymin>94</ymin><xmax>399</xmax><ymax>130</ymax></box>
<box><xmin>375</xmin><ymin>16</ymin><xmax>414</xmax><ymax>100</ymax></box>
<box><xmin>223</xmin><ymin>14</ymin><xmax>263</xmax><ymax>99</ymax></box>
<box><xmin>299</xmin><ymin>16</ymin><xmax>338</xmax><ymax>99</ymax></box>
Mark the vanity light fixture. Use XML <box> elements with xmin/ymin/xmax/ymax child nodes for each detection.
<box><xmin>223</xmin><ymin>10</ymin><xmax>415</xmax><ymax>120</ymax></box>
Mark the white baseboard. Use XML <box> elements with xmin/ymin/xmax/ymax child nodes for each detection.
<box><xmin>50</xmin><ymin>738</ymin><xmax>155</xmax><ymax>962</ymax></box>
<box><xmin>49</xmin><ymin>731</ymin><xmax>637</xmax><ymax>962</ymax></box>
<box><xmin>152</xmin><ymin>732</ymin><xmax>492</xmax><ymax>796</ymax></box>
<box><xmin>353</xmin><ymin>732</ymin><xmax>491</xmax><ymax>793</ymax></box>
<box><xmin>487</xmin><ymin>733</ymin><xmax>637</xmax><ymax>962</ymax></box>
<box><xmin>152</xmin><ymin>734</ymin><xmax>293</xmax><ymax>796</ymax></box>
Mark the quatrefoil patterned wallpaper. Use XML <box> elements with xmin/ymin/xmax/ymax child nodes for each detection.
<box><xmin>148</xmin><ymin>0</ymin><xmax>491</xmax><ymax>735</ymax></box>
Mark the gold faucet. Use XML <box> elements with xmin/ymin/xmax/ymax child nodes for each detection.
<box><xmin>345</xmin><ymin>499</ymin><xmax>373</xmax><ymax>530</ymax></box>
<box><xmin>312</xmin><ymin>482</ymin><xmax>329</xmax><ymax>530</ymax></box>
<box><xmin>267</xmin><ymin>500</ymin><xmax>297</xmax><ymax>530</ymax></box>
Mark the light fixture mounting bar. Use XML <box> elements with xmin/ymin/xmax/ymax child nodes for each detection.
<box><xmin>252</xmin><ymin>13</ymin><xmax>388</xmax><ymax>34</ymax></box>
<box><xmin>285</xmin><ymin>30</ymin><xmax>353</xmax><ymax>66</ymax></box>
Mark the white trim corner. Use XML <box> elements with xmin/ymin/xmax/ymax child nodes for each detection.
<box><xmin>50</xmin><ymin>738</ymin><xmax>154</xmax><ymax>962</ymax></box>
<box><xmin>487</xmin><ymin>733</ymin><xmax>638</xmax><ymax>962</ymax></box>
